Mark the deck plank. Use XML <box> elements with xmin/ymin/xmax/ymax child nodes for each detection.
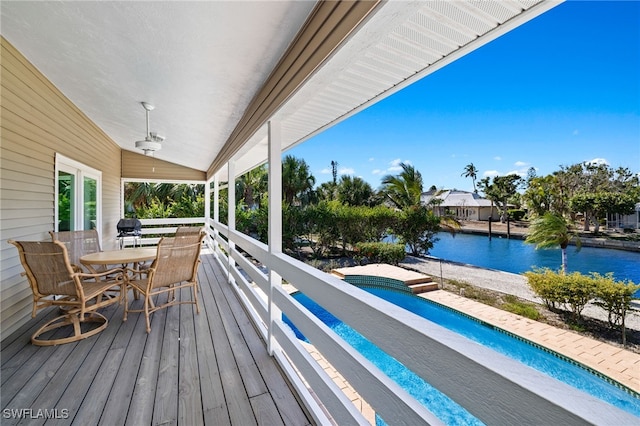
<box><xmin>194</xmin><ymin>259</ymin><xmax>232</xmax><ymax>426</ymax></box>
<box><xmin>0</xmin><ymin>253</ymin><xmax>312</xmax><ymax>426</ymax></box>
<box><xmin>178</xmin><ymin>286</ymin><xmax>204</xmax><ymax>425</ymax></box>
<box><xmin>199</xmin><ymin>259</ymin><xmax>257</xmax><ymax>426</ymax></box>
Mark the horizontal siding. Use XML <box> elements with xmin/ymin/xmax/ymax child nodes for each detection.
<box><xmin>0</xmin><ymin>37</ymin><xmax>122</xmax><ymax>336</ymax></box>
<box><xmin>122</xmin><ymin>150</ymin><xmax>206</xmax><ymax>181</ymax></box>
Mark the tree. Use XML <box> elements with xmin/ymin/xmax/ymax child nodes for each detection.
<box><xmin>237</xmin><ymin>165</ymin><xmax>268</xmax><ymax>209</ymax></box>
<box><xmin>380</xmin><ymin>163</ymin><xmax>423</xmax><ymax>209</ymax></box>
<box><xmin>523</xmin><ymin>174</ymin><xmax>561</xmax><ymax>217</ymax></box>
<box><xmin>525</xmin><ymin>213</ymin><xmax>581</xmax><ymax>274</ymax></box>
<box><xmin>570</xmin><ymin>192</ymin><xmax>634</xmax><ymax>234</ymax></box>
<box><xmin>282</xmin><ymin>155</ymin><xmax>316</xmax><ymax>205</ymax></box>
<box><xmin>392</xmin><ymin>205</ymin><xmax>441</xmax><ymax>256</ymax></box>
<box><xmin>478</xmin><ymin>174</ymin><xmax>523</xmax><ymax>222</ymax></box>
<box><xmin>461</xmin><ymin>163</ymin><xmax>479</xmax><ymax>193</ymax></box>
<box><xmin>336</xmin><ymin>175</ymin><xmax>376</xmax><ymax>206</ymax></box>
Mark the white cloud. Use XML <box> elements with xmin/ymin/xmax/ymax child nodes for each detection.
<box><xmin>587</xmin><ymin>158</ymin><xmax>609</xmax><ymax>166</ymax></box>
<box><xmin>368</xmin><ymin>157</ymin><xmax>375</xmax><ymax>162</ymax></box>
<box><xmin>506</xmin><ymin>170</ymin><xmax>528</xmax><ymax>178</ymax></box>
<box><xmin>514</xmin><ymin>161</ymin><xmax>528</xmax><ymax>167</ymax></box>
<box><xmin>371</xmin><ymin>169</ymin><xmax>383</xmax><ymax>175</ymax></box>
<box><xmin>494</xmin><ymin>156</ymin><xmax>502</xmax><ymax>161</ymax></box>
<box><xmin>339</xmin><ymin>167</ymin><xmax>355</xmax><ymax>175</ymax></box>
<box><xmin>387</xmin><ymin>158</ymin><xmax>411</xmax><ymax>172</ymax></box>
<box><xmin>483</xmin><ymin>170</ymin><xmax>500</xmax><ymax>178</ymax></box>
<box><xmin>320</xmin><ymin>168</ymin><xmax>331</xmax><ymax>175</ymax></box>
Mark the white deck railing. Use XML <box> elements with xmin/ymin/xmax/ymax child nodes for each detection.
<box><xmin>131</xmin><ymin>217</ymin><xmax>636</xmax><ymax>425</ymax></box>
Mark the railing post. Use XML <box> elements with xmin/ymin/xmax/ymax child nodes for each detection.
<box><xmin>268</xmin><ymin>120</ymin><xmax>282</xmax><ymax>356</ymax></box>
<box><xmin>227</xmin><ymin>160</ymin><xmax>236</xmax><ymax>285</ymax></box>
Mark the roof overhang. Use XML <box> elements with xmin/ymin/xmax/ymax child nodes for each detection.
<box><xmin>0</xmin><ymin>1</ymin><xmax>564</xmax><ymax>182</ymax></box>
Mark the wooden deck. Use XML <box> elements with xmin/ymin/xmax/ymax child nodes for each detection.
<box><xmin>1</xmin><ymin>252</ymin><xmax>312</xmax><ymax>425</ymax></box>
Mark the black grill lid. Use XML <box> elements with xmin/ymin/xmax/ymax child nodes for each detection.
<box><xmin>117</xmin><ymin>218</ymin><xmax>142</xmax><ymax>236</ymax></box>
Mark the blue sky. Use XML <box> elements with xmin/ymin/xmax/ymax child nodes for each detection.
<box><xmin>286</xmin><ymin>0</ymin><xmax>640</xmax><ymax>192</ymax></box>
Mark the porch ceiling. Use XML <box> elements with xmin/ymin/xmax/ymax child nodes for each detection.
<box><xmin>0</xmin><ymin>1</ymin><xmax>562</xmax><ymax>180</ymax></box>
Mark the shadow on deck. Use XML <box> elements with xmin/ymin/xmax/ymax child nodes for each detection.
<box><xmin>1</xmin><ymin>252</ymin><xmax>312</xmax><ymax>425</ymax></box>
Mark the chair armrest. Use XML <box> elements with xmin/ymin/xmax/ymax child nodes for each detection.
<box><xmin>76</xmin><ymin>267</ymin><xmax>126</xmax><ymax>281</ymax></box>
<box><xmin>125</xmin><ymin>266</ymin><xmax>155</xmax><ymax>279</ymax></box>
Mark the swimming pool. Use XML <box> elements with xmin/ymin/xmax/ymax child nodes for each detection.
<box><xmin>283</xmin><ymin>286</ymin><xmax>640</xmax><ymax>424</ymax></box>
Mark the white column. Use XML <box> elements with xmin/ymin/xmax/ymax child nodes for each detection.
<box><xmin>228</xmin><ymin>161</ymin><xmax>236</xmax><ymax>285</ymax></box>
<box><xmin>204</xmin><ymin>178</ymin><xmax>212</xmax><ymax>248</ymax></box>
<box><xmin>213</xmin><ymin>174</ymin><xmax>219</xmax><ymax>223</ymax></box>
<box><xmin>268</xmin><ymin>120</ymin><xmax>282</xmax><ymax>355</ymax></box>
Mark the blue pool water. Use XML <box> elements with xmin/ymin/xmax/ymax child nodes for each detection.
<box><xmin>284</xmin><ymin>288</ymin><xmax>640</xmax><ymax>424</ymax></box>
<box><xmin>429</xmin><ymin>232</ymin><xmax>640</xmax><ymax>283</ymax></box>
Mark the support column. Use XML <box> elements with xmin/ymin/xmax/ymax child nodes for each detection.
<box><xmin>204</xmin><ymin>177</ymin><xmax>211</xmax><ymax>248</ymax></box>
<box><xmin>228</xmin><ymin>161</ymin><xmax>236</xmax><ymax>285</ymax></box>
<box><xmin>212</xmin><ymin>175</ymin><xmax>220</xmax><ymax>257</ymax></box>
<box><xmin>268</xmin><ymin>120</ymin><xmax>282</xmax><ymax>355</ymax></box>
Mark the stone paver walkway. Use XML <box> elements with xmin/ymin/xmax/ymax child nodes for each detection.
<box><xmin>421</xmin><ymin>290</ymin><xmax>640</xmax><ymax>394</ymax></box>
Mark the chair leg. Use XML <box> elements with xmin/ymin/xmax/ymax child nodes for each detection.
<box><xmin>144</xmin><ymin>295</ymin><xmax>151</xmax><ymax>333</ymax></box>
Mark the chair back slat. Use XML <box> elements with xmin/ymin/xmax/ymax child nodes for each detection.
<box><xmin>174</xmin><ymin>226</ymin><xmax>204</xmax><ymax>245</ymax></box>
<box><xmin>10</xmin><ymin>241</ymin><xmax>77</xmax><ymax>296</ymax></box>
<box><xmin>151</xmin><ymin>235</ymin><xmax>203</xmax><ymax>289</ymax></box>
<box><xmin>50</xmin><ymin>230</ymin><xmax>102</xmax><ymax>272</ymax></box>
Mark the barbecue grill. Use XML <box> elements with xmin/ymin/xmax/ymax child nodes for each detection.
<box><xmin>117</xmin><ymin>218</ymin><xmax>142</xmax><ymax>248</ymax></box>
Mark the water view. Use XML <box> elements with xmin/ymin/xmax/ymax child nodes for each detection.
<box><xmin>429</xmin><ymin>232</ymin><xmax>640</xmax><ymax>284</ymax></box>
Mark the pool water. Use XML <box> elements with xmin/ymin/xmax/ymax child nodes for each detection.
<box><xmin>284</xmin><ymin>288</ymin><xmax>640</xmax><ymax>424</ymax></box>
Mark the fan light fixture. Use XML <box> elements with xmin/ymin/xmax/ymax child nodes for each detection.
<box><xmin>135</xmin><ymin>102</ymin><xmax>164</xmax><ymax>156</ymax></box>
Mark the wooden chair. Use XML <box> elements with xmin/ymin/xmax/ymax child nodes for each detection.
<box><xmin>50</xmin><ymin>229</ymin><xmax>104</xmax><ymax>273</ymax></box>
<box><xmin>123</xmin><ymin>234</ymin><xmax>204</xmax><ymax>333</ymax></box>
<box><xmin>8</xmin><ymin>240</ymin><xmax>126</xmax><ymax>346</ymax></box>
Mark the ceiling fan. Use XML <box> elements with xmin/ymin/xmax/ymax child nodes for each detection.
<box><xmin>134</xmin><ymin>102</ymin><xmax>164</xmax><ymax>156</ymax></box>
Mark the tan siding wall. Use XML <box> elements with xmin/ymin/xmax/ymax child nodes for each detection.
<box><xmin>0</xmin><ymin>37</ymin><xmax>122</xmax><ymax>337</ymax></box>
<box><xmin>122</xmin><ymin>150</ymin><xmax>206</xmax><ymax>181</ymax></box>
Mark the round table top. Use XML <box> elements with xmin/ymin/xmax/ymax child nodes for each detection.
<box><xmin>80</xmin><ymin>247</ymin><xmax>157</xmax><ymax>265</ymax></box>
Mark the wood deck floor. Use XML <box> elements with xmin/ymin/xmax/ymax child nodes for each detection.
<box><xmin>1</xmin><ymin>252</ymin><xmax>312</xmax><ymax>425</ymax></box>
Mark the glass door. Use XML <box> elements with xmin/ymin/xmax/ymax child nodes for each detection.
<box><xmin>55</xmin><ymin>154</ymin><xmax>102</xmax><ymax>233</ymax></box>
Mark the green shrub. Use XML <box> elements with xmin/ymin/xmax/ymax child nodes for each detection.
<box><xmin>503</xmin><ymin>301</ymin><xmax>540</xmax><ymax>320</ymax></box>
<box><xmin>524</xmin><ymin>268</ymin><xmax>563</xmax><ymax>309</ymax></box>
<box><xmin>355</xmin><ymin>242</ymin><xmax>406</xmax><ymax>266</ymax></box>
<box><xmin>508</xmin><ymin>209</ymin><xmax>526</xmax><ymax>221</ymax></box>
<box><xmin>525</xmin><ymin>269</ymin><xmax>596</xmax><ymax>320</ymax></box>
<box><xmin>592</xmin><ymin>273</ymin><xmax>640</xmax><ymax>345</ymax></box>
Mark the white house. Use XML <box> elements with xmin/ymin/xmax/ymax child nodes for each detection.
<box><xmin>422</xmin><ymin>189</ymin><xmax>499</xmax><ymax>221</ymax></box>
<box><xmin>607</xmin><ymin>202</ymin><xmax>640</xmax><ymax>230</ymax></box>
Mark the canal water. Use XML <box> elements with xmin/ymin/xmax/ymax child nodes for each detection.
<box><xmin>429</xmin><ymin>232</ymin><xmax>640</xmax><ymax>284</ymax></box>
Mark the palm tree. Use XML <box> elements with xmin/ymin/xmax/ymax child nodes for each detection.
<box><xmin>337</xmin><ymin>175</ymin><xmax>375</xmax><ymax>206</ymax></box>
<box><xmin>525</xmin><ymin>212</ymin><xmax>581</xmax><ymax>273</ymax></box>
<box><xmin>461</xmin><ymin>163</ymin><xmax>479</xmax><ymax>193</ymax></box>
<box><xmin>282</xmin><ymin>155</ymin><xmax>316</xmax><ymax>205</ymax></box>
<box><xmin>381</xmin><ymin>163</ymin><xmax>423</xmax><ymax>209</ymax></box>
<box><xmin>237</xmin><ymin>165</ymin><xmax>268</xmax><ymax>209</ymax></box>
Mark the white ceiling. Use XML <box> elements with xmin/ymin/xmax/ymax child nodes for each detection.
<box><xmin>0</xmin><ymin>0</ymin><xmax>316</xmax><ymax>172</ymax></box>
<box><xmin>1</xmin><ymin>1</ymin><xmax>562</xmax><ymax>179</ymax></box>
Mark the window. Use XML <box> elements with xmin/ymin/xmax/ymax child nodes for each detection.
<box><xmin>55</xmin><ymin>154</ymin><xmax>101</xmax><ymax>233</ymax></box>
